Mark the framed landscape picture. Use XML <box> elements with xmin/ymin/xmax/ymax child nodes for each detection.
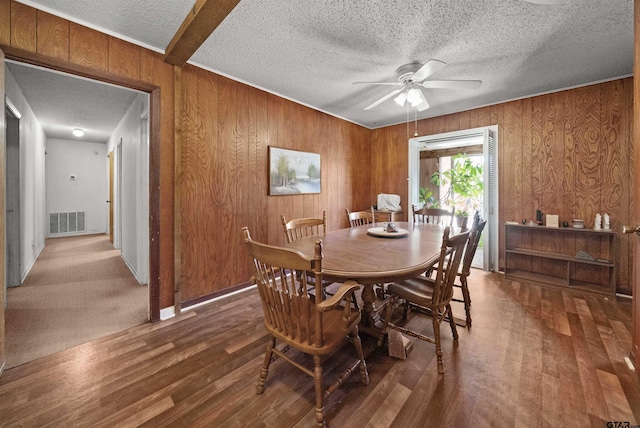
<box><xmin>269</xmin><ymin>147</ymin><xmax>321</xmax><ymax>195</ymax></box>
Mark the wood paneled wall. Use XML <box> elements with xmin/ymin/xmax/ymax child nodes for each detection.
<box><xmin>0</xmin><ymin>0</ymin><xmax>176</xmax><ymax>310</ymax></box>
<box><xmin>371</xmin><ymin>78</ymin><xmax>634</xmax><ymax>294</ymax></box>
<box><xmin>178</xmin><ymin>65</ymin><xmax>371</xmax><ymax>302</ymax></box>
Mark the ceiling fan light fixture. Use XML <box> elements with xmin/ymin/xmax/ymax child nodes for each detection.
<box><xmin>406</xmin><ymin>88</ymin><xmax>421</xmax><ymax>107</ymax></box>
<box><xmin>72</xmin><ymin>128</ymin><xmax>84</xmax><ymax>137</ymax></box>
<box><xmin>394</xmin><ymin>91</ymin><xmax>407</xmax><ymax>106</ymax></box>
<box><xmin>407</xmin><ymin>88</ymin><xmax>426</xmax><ymax>108</ymax></box>
<box><xmin>357</xmin><ymin>60</ymin><xmax>481</xmax><ymax>111</ymax></box>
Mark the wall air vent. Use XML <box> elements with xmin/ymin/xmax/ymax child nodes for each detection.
<box><xmin>49</xmin><ymin>212</ymin><xmax>87</xmax><ymax>236</ymax></box>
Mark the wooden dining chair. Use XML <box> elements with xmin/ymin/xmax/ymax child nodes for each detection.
<box><xmin>424</xmin><ymin>211</ymin><xmax>486</xmax><ymax>326</ymax></box>
<box><xmin>242</xmin><ymin>227</ymin><xmax>369</xmax><ymax>427</ymax></box>
<box><xmin>383</xmin><ymin>226</ymin><xmax>469</xmax><ymax>373</ymax></box>
<box><xmin>281</xmin><ymin>211</ymin><xmax>327</xmax><ymax>244</ymax></box>
<box><xmin>412</xmin><ymin>204</ymin><xmax>454</xmax><ymax>226</ymax></box>
<box><xmin>345</xmin><ymin>208</ymin><xmax>373</xmax><ymax>227</ymax></box>
<box><xmin>282</xmin><ymin>210</ymin><xmax>360</xmax><ymax>309</ymax></box>
<box><xmin>451</xmin><ymin>214</ymin><xmax>487</xmax><ymax>326</ymax></box>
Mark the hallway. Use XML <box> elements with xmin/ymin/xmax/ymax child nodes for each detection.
<box><xmin>5</xmin><ymin>234</ymin><xmax>148</xmax><ymax>368</ymax></box>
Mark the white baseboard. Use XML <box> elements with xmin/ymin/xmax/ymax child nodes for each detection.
<box><xmin>20</xmin><ymin>241</ymin><xmax>45</xmax><ymax>283</ymax></box>
<box><xmin>47</xmin><ymin>230</ymin><xmax>106</xmax><ymax>239</ymax></box>
<box><xmin>121</xmin><ymin>252</ymin><xmax>145</xmax><ymax>285</ymax></box>
<box><xmin>160</xmin><ymin>306</ymin><xmax>175</xmax><ymax>320</ymax></box>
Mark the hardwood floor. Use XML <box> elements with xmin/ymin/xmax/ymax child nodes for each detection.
<box><xmin>0</xmin><ymin>272</ymin><xmax>638</xmax><ymax>427</ymax></box>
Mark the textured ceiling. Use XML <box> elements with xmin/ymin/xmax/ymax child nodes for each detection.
<box><xmin>6</xmin><ymin>61</ymin><xmax>140</xmax><ymax>143</ymax></box>
<box><xmin>13</xmin><ymin>0</ymin><xmax>634</xmax><ymax>131</ymax></box>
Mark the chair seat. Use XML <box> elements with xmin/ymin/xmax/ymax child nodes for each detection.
<box><xmin>266</xmin><ymin>307</ymin><xmax>361</xmax><ymax>355</ymax></box>
<box><xmin>387</xmin><ymin>277</ymin><xmax>436</xmax><ymax>308</ymax></box>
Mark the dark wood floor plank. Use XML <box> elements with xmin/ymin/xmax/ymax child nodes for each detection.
<box><xmin>575</xmin><ymin>298</ymin><xmax>617</xmax><ymax>374</ymax></box>
<box><xmin>570</xmin><ymin>303</ymin><xmax>612</xmax><ymax>422</ymax></box>
<box><xmin>0</xmin><ymin>272</ymin><xmax>637</xmax><ymax>427</ymax></box>
<box><xmin>467</xmin><ymin>279</ymin><xmax>522</xmax><ymax>427</ymax></box>
<box><xmin>515</xmin><ymin>286</ymin><xmax>544</xmax><ymax>427</ymax></box>
<box><xmin>339</xmin><ymin>352</ymin><xmax>415</xmax><ymax>427</ymax></box>
<box><xmin>596</xmin><ymin>368</ymin><xmax>637</xmax><ymax>424</ymax></box>
<box><xmin>559</xmin><ymin>333</ymin><xmax>590</xmax><ymax>426</ymax></box>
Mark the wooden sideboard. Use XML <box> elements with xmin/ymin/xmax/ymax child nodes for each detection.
<box><xmin>372</xmin><ymin>209</ymin><xmax>404</xmax><ymax>222</ymax></box>
<box><xmin>504</xmin><ymin>223</ymin><xmax>615</xmax><ymax>296</ymax></box>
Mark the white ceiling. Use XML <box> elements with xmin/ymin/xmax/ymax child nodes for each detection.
<box><xmin>10</xmin><ymin>0</ymin><xmax>634</xmax><ymax>135</ymax></box>
<box><xmin>6</xmin><ymin>61</ymin><xmax>140</xmax><ymax>143</ymax></box>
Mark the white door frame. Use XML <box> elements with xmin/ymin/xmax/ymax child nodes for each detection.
<box><xmin>408</xmin><ymin>125</ymin><xmax>499</xmax><ymax>271</ymax></box>
<box><xmin>5</xmin><ymin>98</ymin><xmax>21</xmax><ymax>288</ymax></box>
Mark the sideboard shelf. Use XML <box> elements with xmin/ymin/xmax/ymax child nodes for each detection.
<box><xmin>504</xmin><ymin>223</ymin><xmax>615</xmax><ymax>296</ymax></box>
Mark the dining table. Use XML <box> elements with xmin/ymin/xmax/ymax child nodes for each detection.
<box><xmin>285</xmin><ymin>221</ymin><xmax>453</xmax><ymax>341</ymax></box>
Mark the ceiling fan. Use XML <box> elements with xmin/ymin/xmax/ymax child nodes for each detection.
<box><xmin>354</xmin><ymin>60</ymin><xmax>482</xmax><ymax>111</ymax></box>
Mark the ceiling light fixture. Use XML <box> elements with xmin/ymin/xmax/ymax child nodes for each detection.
<box><xmin>406</xmin><ymin>88</ymin><xmax>424</xmax><ymax>107</ymax></box>
<box><xmin>394</xmin><ymin>91</ymin><xmax>408</xmax><ymax>107</ymax></box>
<box><xmin>72</xmin><ymin>128</ymin><xmax>84</xmax><ymax>137</ymax></box>
<box><xmin>394</xmin><ymin>86</ymin><xmax>430</xmax><ymax>111</ymax></box>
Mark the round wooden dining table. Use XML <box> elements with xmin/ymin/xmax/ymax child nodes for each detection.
<box><xmin>285</xmin><ymin>222</ymin><xmax>450</xmax><ymax>339</ymax></box>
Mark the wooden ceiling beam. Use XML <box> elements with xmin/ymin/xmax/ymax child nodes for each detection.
<box><xmin>163</xmin><ymin>0</ymin><xmax>241</xmax><ymax>66</ymax></box>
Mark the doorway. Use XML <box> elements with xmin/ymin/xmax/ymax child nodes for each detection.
<box><xmin>5</xmin><ymin>99</ymin><xmax>20</xmax><ymax>289</ymax></box>
<box><xmin>408</xmin><ymin>126</ymin><xmax>499</xmax><ymax>272</ymax></box>
<box><xmin>2</xmin><ymin>59</ymin><xmax>154</xmax><ymax>367</ymax></box>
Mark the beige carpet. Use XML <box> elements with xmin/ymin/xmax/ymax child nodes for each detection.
<box><xmin>5</xmin><ymin>234</ymin><xmax>148</xmax><ymax>368</ymax></box>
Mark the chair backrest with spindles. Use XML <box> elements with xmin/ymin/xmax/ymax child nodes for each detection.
<box><xmin>281</xmin><ymin>211</ymin><xmax>327</xmax><ymax>244</ymax></box>
<box><xmin>243</xmin><ymin>227</ymin><xmax>358</xmax><ymax>349</ymax></box>
<box><xmin>346</xmin><ymin>209</ymin><xmax>373</xmax><ymax>228</ymax></box>
<box><xmin>412</xmin><ymin>205</ymin><xmax>454</xmax><ymax>226</ymax></box>
<box><xmin>431</xmin><ymin>227</ymin><xmax>469</xmax><ymax>307</ymax></box>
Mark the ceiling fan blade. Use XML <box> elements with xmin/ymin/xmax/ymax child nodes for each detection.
<box><xmin>364</xmin><ymin>89</ymin><xmax>403</xmax><ymax>110</ymax></box>
<box><xmin>412</xmin><ymin>59</ymin><xmax>447</xmax><ymax>82</ymax></box>
<box><xmin>422</xmin><ymin>80</ymin><xmax>482</xmax><ymax>90</ymax></box>
<box><xmin>353</xmin><ymin>81</ymin><xmax>402</xmax><ymax>86</ymax></box>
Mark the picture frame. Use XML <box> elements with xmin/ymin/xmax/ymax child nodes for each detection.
<box><xmin>269</xmin><ymin>146</ymin><xmax>321</xmax><ymax>195</ymax></box>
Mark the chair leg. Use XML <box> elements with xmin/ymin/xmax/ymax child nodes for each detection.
<box><xmin>313</xmin><ymin>354</ymin><xmax>325</xmax><ymax>428</ymax></box>
<box><xmin>432</xmin><ymin>314</ymin><xmax>445</xmax><ymax>374</ymax></box>
<box><xmin>350</xmin><ymin>329</ymin><xmax>370</xmax><ymax>386</ymax></box>
<box><xmin>402</xmin><ymin>300</ymin><xmax>410</xmax><ymax>320</ymax></box>
<box><xmin>256</xmin><ymin>336</ymin><xmax>276</xmax><ymax>394</ymax></box>
<box><xmin>446</xmin><ymin>304</ymin><xmax>459</xmax><ymax>341</ymax></box>
<box><xmin>460</xmin><ymin>276</ymin><xmax>472</xmax><ymax>326</ymax></box>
